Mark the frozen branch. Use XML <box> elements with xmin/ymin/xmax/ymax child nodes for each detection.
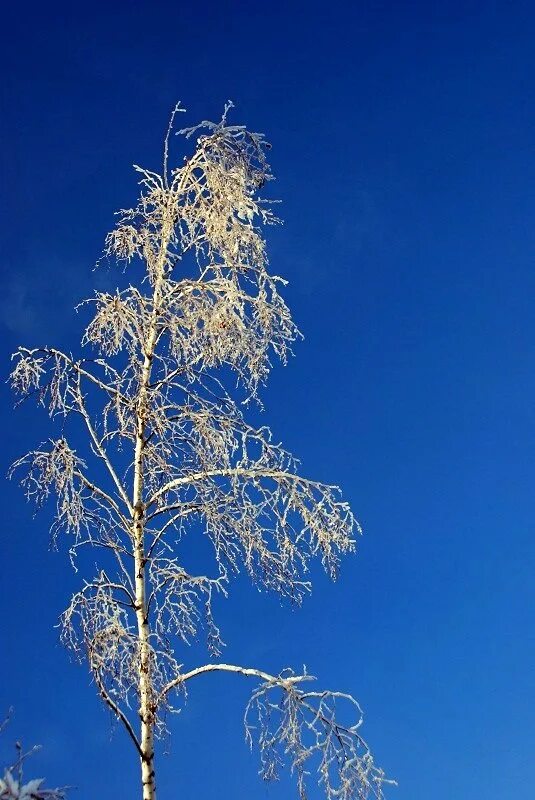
<box><xmin>160</xmin><ymin>663</ymin><xmax>392</xmax><ymax>800</ymax></box>
<box><xmin>93</xmin><ymin>670</ymin><xmax>143</xmax><ymax>758</ymax></box>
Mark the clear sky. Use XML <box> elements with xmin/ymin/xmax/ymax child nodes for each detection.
<box><xmin>1</xmin><ymin>1</ymin><xmax>534</xmax><ymax>799</ymax></box>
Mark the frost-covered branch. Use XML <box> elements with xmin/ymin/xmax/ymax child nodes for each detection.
<box><xmin>245</xmin><ymin>677</ymin><xmax>394</xmax><ymax>800</ymax></box>
<box><xmin>93</xmin><ymin>670</ymin><xmax>143</xmax><ymax>757</ymax></box>
<box><xmin>147</xmin><ymin>466</ymin><xmax>357</xmax><ymax>600</ymax></box>
<box><xmin>160</xmin><ymin>663</ymin><xmax>392</xmax><ymax>800</ymax></box>
<box><xmin>148</xmin><ymin>562</ymin><xmax>227</xmax><ymax>656</ymax></box>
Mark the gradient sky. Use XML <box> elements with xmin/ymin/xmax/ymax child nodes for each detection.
<box><xmin>1</xmin><ymin>2</ymin><xmax>534</xmax><ymax>799</ymax></box>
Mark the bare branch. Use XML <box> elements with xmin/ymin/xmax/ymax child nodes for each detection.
<box><xmin>93</xmin><ymin>670</ymin><xmax>143</xmax><ymax>758</ymax></box>
<box><xmin>160</xmin><ymin>663</ymin><xmax>392</xmax><ymax>800</ymax></box>
<box><xmin>74</xmin><ymin>379</ymin><xmax>132</xmax><ymax>512</ymax></box>
<box><xmin>161</xmin><ymin>661</ymin><xmax>310</xmax><ymax>696</ymax></box>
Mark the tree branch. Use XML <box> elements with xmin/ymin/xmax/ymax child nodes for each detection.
<box><xmin>94</xmin><ymin>670</ymin><xmax>143</xmax><ymax>758</ymax></box>
<box><xmin>160</xmin><ymin>662</ymin><xmax>310</xmax><ymax>700</ymax></box>
<box><xmin>147</xmin><ymin>468</ymin><xmax>329</xmax><ymax>508</ymax></box>
<box><xmin>74</xmin><ymin>377</ymin><xmax>133</xmax><ymax>513</ymax></box>
<box><xmin>74</xmin><ymin>471</ymin><xmax>131</xmax><ymax>529</ymax></box>
<box><xmin>18</xmin><ymin>347</ymin><xmax>124</xmax><ymax>399</ymax></box>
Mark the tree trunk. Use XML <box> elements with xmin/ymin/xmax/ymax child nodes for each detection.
<box><xmin>133</xmin><ymin>366</ymin><xmax>157</xmax><ymax>800</ymax></box>
<box><xmin>134</xmin><ymin>503</ymin><xmax>156</xmax><ymax>800</ymax></box>
<box><xmin>131</xmin><ymin>213</ymin><xmax>173</xmax><ymax>800</ymax></box>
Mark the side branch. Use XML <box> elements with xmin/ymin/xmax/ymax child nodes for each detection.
<box><xmin>147</xmin><ymin>468</ymin><xmax>334</xmax><ymax>508</ymax></box>
<box><xmin>17</xmin><ymin>347</ymin><xmax>124</xmax><ymax>399</ymax></box>
<box><xmin>160</xmin><ymin>662</ymin><xmax>309</xmax><ymax>700</ymax></box>
<box><xmin>74</xmin><ymin>381</ymin><xmax>132</xmax><ymax>513</ymax></box>
<box><xmin>94</xmin><ymin>670</ymin><xmax>143</xmax><ymax>757</ymax></box>
<box><xmin>75</xmin><ymin>471</ymin><xmax>131</xmax><ymax>528</ymax></box>
<box><xmin>159</xmin><ymin>662</ymin><xmax>392</xmax><ymax>799</ymax></box>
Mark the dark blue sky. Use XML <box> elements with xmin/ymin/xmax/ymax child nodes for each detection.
<box><xmin>1</xmin><ymin>1</ymin><xmax>534</xmax><ymax>799</ymax></box>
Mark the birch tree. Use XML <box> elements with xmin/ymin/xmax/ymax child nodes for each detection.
<box><xmin>10</xmin><ymin>104</ymin><xmax>392</xmax><ymax>800</ymax></box>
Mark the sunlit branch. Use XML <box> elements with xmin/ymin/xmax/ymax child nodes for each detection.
<box><xmin>73</xmin><ymin>380</ymin><xmax>133</xmax><ymax>512</ymax></box>
<box><xmin>17</xmin><ymin>347</ymin><xmax>124</xmax><ymax>399</ymax></box>
<box><xmin>73</xmin><ymin>471</ymin><xmax>130</xmax><ymax>530</ymax></box>
<box><xmin>145</xmin><ymin>504</ymin><xmax>204</xmax><ymax>559</ymax></box>
<box><xmin>148</xmin><ymin>468</ymin><xmax>334</xmax><ymax>508</ymax></box>
<box><xmin>160</xmin><ymin>662</ymin><xmax>310</xmax><ymax>698</ymax></box>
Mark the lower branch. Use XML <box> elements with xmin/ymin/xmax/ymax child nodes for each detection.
<box><xmin>160</xmin><ymin>662</ymin><xmax>310</xmax><ymax>699</ymax></box>
<box><xmin>94</xmin><ymin>670</ymin><xmax>143</xmax><ymax>758</ymax></box>
<box><xmin>159</xmin><ymin>662</ymin><xmax>393</xmax><ymax>800</ymax></box>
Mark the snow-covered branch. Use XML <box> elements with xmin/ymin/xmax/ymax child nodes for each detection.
<box><xmin>159</xmin><ymin>663</ymin><xmax>392</xmax><ymax>800</ymax></box>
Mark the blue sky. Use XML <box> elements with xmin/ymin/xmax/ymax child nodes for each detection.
<box><xmin>1</xmin><ymin>1</ymin><xmax>534</xmax><ymax>798</ymax></box>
